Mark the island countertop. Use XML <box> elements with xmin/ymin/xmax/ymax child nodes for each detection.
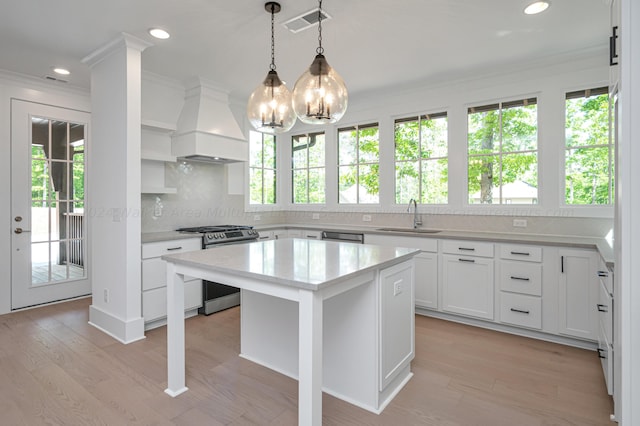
<box><xmin>162</xmin><ymin>238</ymin><xmax>420</xmax><ymax>291</ymax></box>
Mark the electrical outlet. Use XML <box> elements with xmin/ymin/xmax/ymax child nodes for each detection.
<box><xmin>312</xmin><ymin>213</ymin><xmax>320</xmax><ymax>220</ymax></box>
<box><xmin>103</xmin><ymin>288</ymin><xmax>109</xmax><ymax>303</ymax></box>
<box><xmin>362</xmin><ymin>214</ymin><xmax>372</xmax><ymax>222</ymax></box>
<box><xmin>513</xmin><ymin>219</ymin><xmax>527</xmax><ymax>228</ymax></box>
<box><xmin>254</xmin><ymin>214</ymin><xmax>261</xmax><ymax>221</ymax></box>
<box><xmin>393</xmin><ymin>280</ymin><xmax>403</xmax><ymax>296</ymax></box>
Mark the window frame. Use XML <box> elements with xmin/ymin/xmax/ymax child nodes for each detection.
<box><xmin>563</xmin><ymin>86</ymin><xmax>613</xmax><ymax>207</ymax></box>
<box><xmin>337</xmin><ymin>122</ymin><xmax>380</xmax><ymax>204</ymax></box>
<box><xmin>248</xmin><ymin>130</ymin><xmax>277</xmax><ymax>206</ymax></box>
<box><xmin>393</xmin><ymin>112</ymin><xmax>449</xmax><ymax>205</ymax></box>
<box><xmin>291</xmin><ymin>131</ymin><xmax>326</xmax><ymax>205</ymax></box>
<box><xmin>466</xmin><ymin>97</ymin><xmax>539</xmax><ymax>206</ymax></box>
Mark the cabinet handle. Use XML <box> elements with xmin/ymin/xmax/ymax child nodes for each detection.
<box><xmin>597</xmin><ymin>270</ymin><xmax>609</xmax><ymax>278</ymax></box>
<box><xmin>458</xmin><ymin>258</ymin><xmax>475</xmax><ymax>263</ymax></box>
<box><xmin>510</xmin><ymin>251</ymin><xmax>530</xmax><ymax>256</ymax></box>
<box><xmin>561</xmin><ymin>256</ymin><xmax>564</xmax><ymax>273</ymax></box>
<box><xmin>610</xmin><ymin>26</ymin><xmax>619</xmax><ymax>66</ymax></box>
<box><xmin>166</xmin><ymin>246</ymin><xmax>183</xmax><ymax>251</ymax></box>
<box><xmin>510</xmin><ymin>308</ymin><xmax>530</xmax><ymax>315</ymax></box>
<box><xmin>458</xmin><ymin>247</ymin><xmax>475</xmax><ymax>251</ymax></box>
<box><xmin>597</xmin><ymin>348</ymin><xmax>607</xmax><ymax>359</ymax></box>
<box><xmin>510</xmin><ymin>276</ymin><xmax>530</xmax><ymax>281</ymax></box>
<box><xmin>597</xmin><ymin>304</ymin><xmax>608</xmax><ymax>313</ymax></box>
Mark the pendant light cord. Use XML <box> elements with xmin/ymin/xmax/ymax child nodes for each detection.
<box><xmin>316</xmin><ymin>0</ymin><xmax>324</xmax><ymax>55</ymax></box>
<box><xmin>270</xmin><ymin>3</ymin><xmax>276</xmax><ymax>71</ymax></box>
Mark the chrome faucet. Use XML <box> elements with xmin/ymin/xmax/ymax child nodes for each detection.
<box><xmin>407</xmin><ymin>198</ymin><xmax>422</xmax><ymax>229</ymax></box>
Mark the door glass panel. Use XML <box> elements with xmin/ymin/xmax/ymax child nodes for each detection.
<box><xmin>30</xmin><ymin>116</ymin><xmax>86</xmax><ymax>286</ymax></box>
<box><xmin>50</xmin><ymin>120</ymin><xmax>68</xmax><ymax>160</ymax></box>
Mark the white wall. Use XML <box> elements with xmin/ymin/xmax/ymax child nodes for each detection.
<box><xmin>0</xmin><ymin>71</ymin><xmax>90</xmax><ymax>316</ymax></box>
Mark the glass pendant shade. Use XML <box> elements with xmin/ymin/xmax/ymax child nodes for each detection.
<box><xmin>247</xmin><ymin>69</ymin><xmax>296</xmax><ymax>133</ymax></box>
<box><xmin>292</xmin><ymin>54</ymin><xmax>348</xmax><ymax>124</ymax></box>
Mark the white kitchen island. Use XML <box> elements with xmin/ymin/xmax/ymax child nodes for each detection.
<box><xmin>163</xmin><ymin>238</ymin><xmax>419</xmax><ymax>426</ymax></box>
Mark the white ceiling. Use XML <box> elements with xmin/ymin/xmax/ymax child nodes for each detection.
<box><xmin>0</xmin><ymin>0</ymin><xmax>611</xmax><ymax>100</ymax></box>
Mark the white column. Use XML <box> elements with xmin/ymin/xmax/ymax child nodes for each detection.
<box><xmin>298</xmin><ymin>289</ymin><xmax>323</xmax><ymax>426</ymax></box>
<box><xmin>83</xmin><ymin>33</ymin><xmax>152</xmax><ymax>343</ymax></box>
<box><xmin>619</xmin><ymin>0</ymin><xmax>640</xmax><ymax>423</ymax></box>
<box><xmin>165</xmin><ymin>262</ymin><xmax>188</xmax><ymax>396</ymax></box>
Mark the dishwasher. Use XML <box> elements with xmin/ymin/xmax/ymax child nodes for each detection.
<box><xmin>321</xmin><ymin>231</ymin><xmax>364</xmax><ymax>244</ymax></box>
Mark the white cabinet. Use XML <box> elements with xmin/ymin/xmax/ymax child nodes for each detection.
<box><xmin>441</xmin><ymin>240</ymin><xmax>494</xmax><ymax>320</ymax></box>
<box><xmin>379</xmin><ymin>260</ymin><xmax>415</xmax><ymax>390</ymax></box>
<box><xmin>287</xmin><ymin>228</ymin><xmax>321</xmax><ymax>239</ymax></box>
<box><xmin>558</xmin><ymin>248</ymin><xmax>598</xmax><ymax>341</ymax></box>
<box><xmin>141</xmin><ymin>237</ymin><xmax>202</xmax><ymax>329</ymax></box>
<box><xmin>498</xmin><ymin>244</ymin><xmax>543</xmax><ymax>330</ymax></box>
<box><xmin>596</xmin><ymin>259</ymin><xmax>614</xmax><ymax>396</ymax></box>
<box><xmin>366</xmin><ymin>234</ymin><xmax>439</xmax><ymax>310</ymax></box>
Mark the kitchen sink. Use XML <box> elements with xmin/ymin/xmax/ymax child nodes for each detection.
<box><xmin>377</xmin><ymin>227</ymin><xmax>441</xmax><ymax>234</ymax></box>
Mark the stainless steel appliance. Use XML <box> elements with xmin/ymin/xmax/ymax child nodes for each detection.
<box><xmin>321</xmin><ymin>231</ymin><xmax>364</xmax><ymax>244</ymax></box>
<box><xmin>176</xmin><ymin>225</ymin><xmax>259</xmax><ymax>315</ymax></box>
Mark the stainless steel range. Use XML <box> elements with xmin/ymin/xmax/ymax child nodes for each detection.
<box><xmin>176</xmin><ymin>225</ymin><xmax>259</xmax><ymax>315</ymax></box>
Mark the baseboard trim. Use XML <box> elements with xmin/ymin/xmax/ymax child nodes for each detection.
<box><xmin>89</xmin><ymin>304</ymin><xmax>145</xmax><ymax>344</ymax></box>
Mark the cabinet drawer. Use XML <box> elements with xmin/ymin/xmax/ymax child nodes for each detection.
<box><xmin>142</xmin><ymin>238</ymin><xmax>201</xmax><ymax>259</ymax></box>
<box><xmin>598</xmin><ymin>280</ymin><xmax>613</xmax><ymax>343</ymax></box>
<box><xmin>442</xmin><ymin>240</ymin><xmax>493</xmax><ymax>258</ymax></box>
<box><xmin>498</xmin><ymin>261</ymin><xmax>542</xmax><ymax>296</ymax></box>
<box><xmin>597</xmin><ymin>263</ymin><xmax>613</xmax><ymax>295</ymax></box>
<box><xmin>142</xmin><ymin>280</ymin><xmax>202</xmax><ymax>322</ymax></box>
<box><xmin>499</xmin><ymin>244</ymin><xmax>542</xmax><ymax>262</ymax></box>
<box><xmin>597</xmin><ymin>322</ymin><xmax>613</xmax><ymax>396</ymax></box>
<box><xmin>499</xmin><ymin>292</ymin><xmax>542</xmax><ymax>329</ymax></box>
<box><xmin>142</xmin><ymin>258</ymin><xmax>198</xmax><ymax>291</ymax></box>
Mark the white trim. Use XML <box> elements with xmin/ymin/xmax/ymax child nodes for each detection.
<box><xmin>88</xmin><ymin>304</ymin><xmax>145</xmax><ymax>344</ymax></box>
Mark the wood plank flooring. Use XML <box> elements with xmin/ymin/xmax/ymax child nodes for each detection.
<box><xmin>0</xmin><ymin>298</ymin><xmax>614</xmax><ymax>425</ymax></box>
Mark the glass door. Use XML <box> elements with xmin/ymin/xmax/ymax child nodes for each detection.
<box><xmin>11</xmin><ymin>100</ymin><xmax>91</xmax><ymax>309</ymax></box>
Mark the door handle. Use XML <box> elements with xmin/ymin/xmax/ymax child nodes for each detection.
<box><xmin>14</xmin><ymin>228</ymin><xmax>31</xmax><ymax>234</ymax></box>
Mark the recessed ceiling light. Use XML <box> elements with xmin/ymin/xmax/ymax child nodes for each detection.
<box><xmin>52</xmin><ymin>67</ymin><xmax>70</xmax><ymax>75</ymax></box>
<box><xmin>524</xmin><ymin>1</ymin><xmax>550</xmax><ymax>15</ymax></box>
<box><xmin>149</xmin><ymin>28</ymin><xmax>170</xmax><ymax>39</ymax></box>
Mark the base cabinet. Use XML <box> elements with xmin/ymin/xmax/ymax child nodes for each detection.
<box><xmin>558</xmin><ymin>248</ymin><xmax>599</xmax><ymax>341</ymax></box>
<box><xmin>441</xmin><ymin>254</ymin><xmax>494</xmax><ymax>320</ymax></box>
<box><xmin>141</xmin><ymin>237</ymin><xmax>202</xmax><ymax>330</ymax></box>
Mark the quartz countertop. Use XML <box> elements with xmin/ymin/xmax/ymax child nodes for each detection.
<box><xmin>162</xmin><ymin>238</ymin><xmax>420</xmax><ymax>291</ymax></box>
<box><xmin>143</xmin><ymin>224</ymin><xmax>614</xmax><ymax>268</ymax></box>
<box><xmin>142</xmin><ymin>231</ymin><xmax>202</xmax><ymax>244</ymax></box>
<box><xmin>256</xmin><ymin>224</ymin><xmax>615</xmax><ymax>268</ymax></box>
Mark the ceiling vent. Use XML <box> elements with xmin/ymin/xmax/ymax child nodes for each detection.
<box><xmin>283</xmin><ymin>8</ymin><xmax>331</xmax><ymax>33</ymax></box>
<box><xmin>44</xmin><ymin>75</ymin><xmax>68</xmax><ymax>83</ymax></box>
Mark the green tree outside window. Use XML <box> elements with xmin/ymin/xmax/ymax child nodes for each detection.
<box><xmin>467</xmin><ymin>99</ymin><xmax>538</xmax><ymax>204</ymax></box>
<box><xmin>395</xmin><ymin>113</ymin><xmax>448</xmax><ymax>204</ymax></box>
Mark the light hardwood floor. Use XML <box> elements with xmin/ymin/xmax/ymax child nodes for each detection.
<box><xmin>0</xmin><ymin>298</ymin><xmax>614</xmax><ymax>425</ymax></box>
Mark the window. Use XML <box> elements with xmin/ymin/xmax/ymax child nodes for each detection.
<box><xmin>394</xmin><ymin>113</ymin><xmax>448</xmax><ymax>204</ymax></box>
<box><xmin>249</xmin><ymin>131</ymin><xmax>276</xmax><ymax>204</ymax></box>
<box><xmin>467</xmin><ymin>98</ymin><xmax>538</xmax><ymax>204</ymax></box>
<box><xmin>565</xmin><ymin>87</ymin><xmax>613</xmax><ymax>205</ymax></box>
<box><xmin>292</xmin><ymin>132</ymin><xmax>325</xmax><ymax>204</ymax></box>
<box><xmin>338</xmin><ymin>123</ymin><xmax>380</xmax><ymax>204</ymax></box>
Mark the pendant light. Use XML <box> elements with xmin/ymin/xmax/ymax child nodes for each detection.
<box><xmin>292</xmin><ymin>0</ymin><xmax>348</xmax><ymax>124</ymax></box>
<box><xmin>247</xmin><ymin>2</ymin><xmax>296</xmax><ymax>134</ymax></box>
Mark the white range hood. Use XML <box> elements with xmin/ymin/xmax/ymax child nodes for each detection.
<box><xmin>172</xmin><ymin>78</ymin><xmax>248</xmax><ymax>163</ymax></box>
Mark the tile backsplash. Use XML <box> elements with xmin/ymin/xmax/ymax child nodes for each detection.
<box><xmin>141</xmin><ymin>161</ymin><xmax>612</xmax><ymax>239</ymax></box>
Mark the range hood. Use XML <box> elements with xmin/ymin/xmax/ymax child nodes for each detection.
<box><xmin>172</xmin><ymin>77</ymin><xmax>248</xmax><ymax>163</ymax></box>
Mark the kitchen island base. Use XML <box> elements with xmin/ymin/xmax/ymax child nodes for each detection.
<box><xmin>240</xmin><ymin>260</ymin><xmax>415</xmax><ymax>414</ymax></box>
<box><xmin>163</xmin><ymin>239</ymin><xmax>418</xmax><ymax>425</ymax></box>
